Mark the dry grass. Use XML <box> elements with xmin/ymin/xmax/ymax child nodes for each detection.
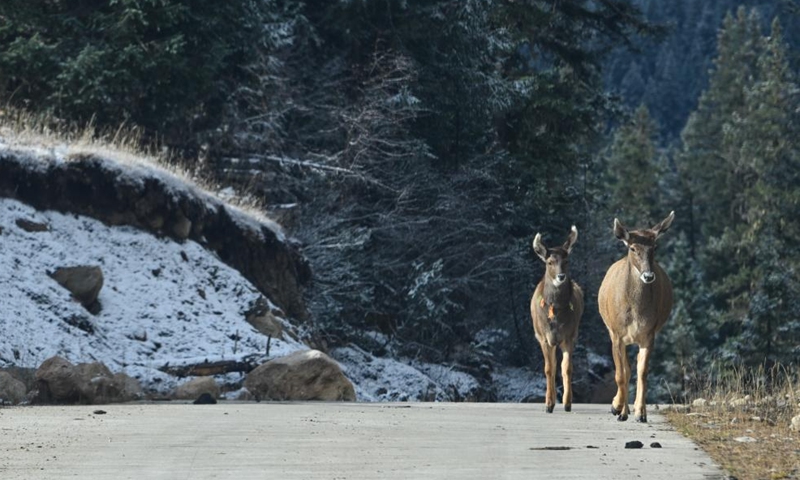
<box><xmin>0</xmin><ymin>108</ymin><xmax>190</xmax><ymax>182</ymax></box>
<box><xmin>0</xmin><ymin>108</ymin><xmax>277</xmax><ymax>226</ymax></box>
<box><xmin>664</xmin><ymin>364</ymin><xmax>800</xmax><ymax>480</ymax></box>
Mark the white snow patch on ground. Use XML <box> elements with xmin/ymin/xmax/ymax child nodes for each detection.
<box><xmin>332</xmin><ymin>346</ymin><xmax>484</xmax><ymax>402</ymax></box>
<box><xmin>586</xmin><ymin>350</ymin><xmax>612</xmax><ymax>369</ymax></box>
<box><xmin>0</xmin><ymin>197</ymin><xmax>304</xmax><ymax>393</ymax></box>
<box><xmin>332</xmin><ymin>347</ymin><xmax>439</xmax><ymax>402</ymax></box>
<box><xmin>492</xmin><ymin>366</ymin><xmax>545</xmax><ymax>402</ymax></box>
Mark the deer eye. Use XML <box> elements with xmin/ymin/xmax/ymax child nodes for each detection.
<box><xmin>629</xmin><ymin>247</ymin><xmax>635</xmax><ymax>252</ymax></box>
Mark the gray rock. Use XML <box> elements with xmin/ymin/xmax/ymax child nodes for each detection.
<box><xmin>193</xmin><ymin>393</ymin><xmax>217</xmax><ymax>405</ymax></box>
<box><xmin>665</xmin><ymin>404</ymin><xmax>691</xmax><ymax>413</ymax></box>
<box><xmin>692</xmin><ymin>398</ymin><xmax>708</xmax><ymax>408</ymax></box>
<box><xmin>16</xmin><ymin>218</ymin><xmax>49</xmax><ymax>232</ymax></box>
<box><xmin>113</xmin><ymin>372</ymin><xmax>144</xmax><ymax>401</ymax></box>
<box><xmin>75</xmin><ymin>362</ymin><xmax>121</xmax><ymax>403</ymax></box>
<box><xmin>245</xmin><ymin>349</ymin><xmax>356</xmax><ymax>402</ymax></box>
<box><xmin>172</xmin><ymin>213</ymin><xmax>192</xmax><ymax>240</ymax></box>
<box><xmin>35</xmin><ymin>356</ymin><xmax>79</xmax><ymax>403</ymax></box>
<box><xmin>0</xmin><ymin>371</ymin><xmax>27</xmax><ymax>405</ymax></box>
<box><xmin>791</xmin><ymin>415</ymin><xmax>800</xmax><ymax>431</ymax></box>
<box><xmin>174</xmin><ymin>376</ymin><xmax>220</xmax><ymax>401</ymax></box>
<box><xmin>49</xmin><ymin>265</ymin><xmax>104</xmax><ymax>309</ymax></box>
<box><xmin>35</xmin><ymin>357</ymin><xmax>141</xmax><ymax>404</ymax></box>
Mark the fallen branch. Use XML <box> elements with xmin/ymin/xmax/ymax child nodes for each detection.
<box><xmin>159</xmin><ymin>357</ymin><xmax>258</xmax><ymax>378</ymax></box>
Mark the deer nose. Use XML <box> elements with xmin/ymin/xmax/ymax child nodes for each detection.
<box><xmin>556</xmin><ymin>273</ymin><xmax>566</xmax><ymax>282</ymax></box>
<box><xmin>641</xmin><ymin>271</ymin><xmax>655</xmax><ymax>284</ymax></box>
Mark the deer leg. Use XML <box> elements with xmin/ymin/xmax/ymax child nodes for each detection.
<box><xmin>610</xmin><ymin>336</ymin><xmax>630</xmax><ymax>421</ymax></box>
<box><xmin>540</xmin><ymin>341</ymin><xmax>557</xmax><ymax>413</ymax></box>
<box><xmin>634</xmin><ymin>342</ymin><xmax>653</xmax><ymax>423</ymax></box>
<box><xmin>560</xmin><ymin>341</ymin><xmax>574</xmax><ymax>412</ymax></box>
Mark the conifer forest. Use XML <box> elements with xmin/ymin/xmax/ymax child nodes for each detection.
<box><xmin>2</xmin><ymin>0</ymin><xmax>799</xmax><ymax>401</ymax></box>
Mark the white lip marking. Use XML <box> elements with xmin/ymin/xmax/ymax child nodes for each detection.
<box><xmin>553</xmin><ymin>277</ymin><xmax>566</xmax><ymax>287</ymax></box>
<box><xmin>640</xmin><ymin>272</ymin><xmax>655</xmax><ymax>284</ymax></box>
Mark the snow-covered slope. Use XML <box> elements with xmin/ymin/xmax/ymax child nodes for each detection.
<box><xmin>0</xmin><ymin>197</ymin><xmax>305</xmax><ymax>393</ymax></box>
<box><xmin>0</xmin><ymin>130</ymin><xmax>548</xmax><ymax>403</ymax></box>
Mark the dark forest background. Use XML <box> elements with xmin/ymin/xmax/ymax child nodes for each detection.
<box><xmin>1</xmin><ymin>0</ymin><xmax>799</xmax><ymax>401</ymax></box>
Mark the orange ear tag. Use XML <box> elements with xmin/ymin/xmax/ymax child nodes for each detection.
<box><xmin>539</xmin><ymin>298</ymin><xmax>546</xmax><ymax>309</ymax></box>
<box><xmin>548</xmin><ymin>305</ymin><xmax>555</xmax><ymax>320</ymax></box>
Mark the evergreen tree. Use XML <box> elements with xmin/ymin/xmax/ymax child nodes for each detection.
<box><xmin>604</xmin><ymin>104</ymin><xmax>663</xmax><ymax>223</ymax></box>
<box><xmin>0</xmin><ymin>0</ymin><xmax>273</xmax><ymax>148</ymax></box>
<box><xmin>678</xmin><ymin>7</ymin><xmax>763</xmax><ymax>243</ymax></box>
<box><xmin>653</xmin><ymin>231</ymin><xmax>714</xmax><ymax>399</ymax></box>
<box><xmin>706</xmin><ymin>19</ymin><xmax>800</xmax><ymax>364</ymax></box>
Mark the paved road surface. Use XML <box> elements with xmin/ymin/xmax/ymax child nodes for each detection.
<box><xmin>0</xmin><ymin>402</ymin><xmax>724</xmax><ymax>479</ymax></box>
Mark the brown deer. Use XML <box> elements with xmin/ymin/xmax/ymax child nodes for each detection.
<box><xmin>530</xmin><ymin>226</ymin><xmax>584</xmax><ymax>413</ymax></box>
<box><xmin>598</xmin><ymin>211</ymin><xmax>675</xmax><ymax>422</ymax></box>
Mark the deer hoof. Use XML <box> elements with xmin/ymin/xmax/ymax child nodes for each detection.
<box><xmin>635</xmin><ymin>415</ymin><xmax>647</xmax><ymax>423</ymax></box>
<box><xmin>617</xmin><ymin>413</ymin><xmax>629</xmax><ymax>422</ymax></box>
<box><xmin>610</xmin><ymin>406</ymin><xmax>621</xmax><ymax>415</ymax></box>
<box><xmin>564</xmin><ymin>404</ymin><xmax>572</xmax><ymax>412</ymax></box>
<box><xmin>546</xmin><ymin>405</ymin><xmax>554</xmax><ymax>413</ymax></box>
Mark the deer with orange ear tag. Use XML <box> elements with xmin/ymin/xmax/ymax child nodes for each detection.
<box><xmin>530</xmin><ymin>226</ymin><xmax>584</xmax><ymax>413</ymax></box>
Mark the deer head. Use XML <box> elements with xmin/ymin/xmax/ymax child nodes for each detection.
<box><xmin>613</xmin><ymin>211</ymin><xmax>675</xmax><ymax>284</ymax></box>
<box><xmin>533</xmin><ymin>226</ymin><xmax>578</xmax><ymax>287</ymax></box>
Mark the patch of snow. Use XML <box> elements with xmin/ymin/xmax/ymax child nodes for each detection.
<box><xmin>333</xmin><ymin>346</ymin><xmax>488</xmax><ymax>402</ymax></box>
<box><xmin>492</xmin><ymin>367</ymin><xmax>545</xmax><ymax>402</ymax></box>
<box><xmin>0</xmin><ymin>198</ymin><xmax>305</xmax><ymax>393</ymax></box>
<box><xmin>333</xmin><ymin>347</ymin><xmax>439</xmax><ymax>402</ymax></box>
<box><xmin>410</xmin><ymin>361</ymin><xmax>480</xmax><ymax>400</ymax></box>
<box><xmin>586</xmin><ymin>350</ymin><xmax>612</xmax><ymax>369</ymax></box>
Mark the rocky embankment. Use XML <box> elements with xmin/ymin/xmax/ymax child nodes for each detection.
<box><xmin>0</xmin><ymin>150</ymin><xmax>311</xmax><ymax>320</ymax></box>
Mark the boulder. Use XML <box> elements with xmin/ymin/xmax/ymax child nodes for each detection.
<box><xmin>174</xmin><ymin>376</ymin><xmax>220</xmax><ymax>401</ymax></box>
<box><xmin>1</xmin><ymin>367</ymin><xmax>37</xmax><ymax>392</ymax></box>
<box><xmin>34</xmin><ymin>357</ymin><xmax>141</xmax><ymax>404</ymax></box>
<box><xmin>49</xmin><ymin>265</ymin><xmax>104</xmax><ymax>309</ymax></box>
<box><xmin>244</xmin><ymin>349</ymin><xmax>356</xmax><ymax>402</ymax></box>
<box><xmin>112</xmin><ymin>372</ymin><xmax>144</xmax><ymax>401</ymax></box>
<box><xmin>172</xmin><ymin>213</ymin><xmax>192</xmax><ymax>240</ymax></box>
<box><xmin>35</xmin><ymin>356</ymin><xmax>79</xmax><ymax>403</ymax></box>
<box><xmin>791</xmin><ymin>415</ymin><xmax>800</xmax><ymax>432</ymax></box>
<box><xmin>692</xmin><ymin>398</ymin><xmax>708</xmax><ymax>408</ymax></box>
<box><xmin>74</xmin><ymin>362</ymin><xmax>141</xmax><ymax>403</ymax></box>
<box><xmin>0</xmin><ymin>371</ymin><xmax>27</xmax><ymax>405</ymax></box>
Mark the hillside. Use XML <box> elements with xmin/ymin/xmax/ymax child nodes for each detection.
<box><xmin>0</xmin><ymin>131</ymin><xmax>542</xmax><ymax>402</ymax></box>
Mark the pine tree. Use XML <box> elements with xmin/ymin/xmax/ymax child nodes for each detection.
<box><xmin>0</xmin><ymin>0</ymin><xmax>272</xmax><ymax>148</ymax></box>
<box><xmin>652</xmin><ymin>231</ymin><xmax>714</xmax><ymax>399</ymax></box>
<box><xmin>708</xmin><ymin>18</ymin><xmax>800</xmax><ymax>364</ymax></box>
<box><xmin>604</xmin><ymin>104</ymin><xmax>663</xmax><ymax>224</ymax></box>
<box><xmin>678</xmin><ymin>7</ymin><xmax>764</xmax><ymax>242</ymax></box>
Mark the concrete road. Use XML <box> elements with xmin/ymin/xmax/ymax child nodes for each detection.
<box><xmin>0</xmin><ymin>402</ymin><xmax>724</xmax><ymax>480</ymax></box>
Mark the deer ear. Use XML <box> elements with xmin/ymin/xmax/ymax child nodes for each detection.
<box><xmin>652</xmin><ymin>211</ymin><xmax>675</xmax><ymax>238</ymax></box>
<box><xmin>563</xmin><ymin>225</ymin><xmax>578</xmax><ymax>254</ymax></box>
<box><xmin>613</xmin><ymin>218</ymin><xmax>630</xmax><ymax>245</ymax></box>
<box><xmin>532</xmin><ymin>233</ymin><xmax>548</xmax><ymax>262</ymax></box>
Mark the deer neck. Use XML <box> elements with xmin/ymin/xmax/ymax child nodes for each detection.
<box><xmin>542</xmin><ymin>277</ymin><xmax>571</xmax><ymax>306</ymax></box>
<box><xmin>625</xmin><ymin>255</ymin><xmax>655</xmax><ymax>299</ymax></box>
